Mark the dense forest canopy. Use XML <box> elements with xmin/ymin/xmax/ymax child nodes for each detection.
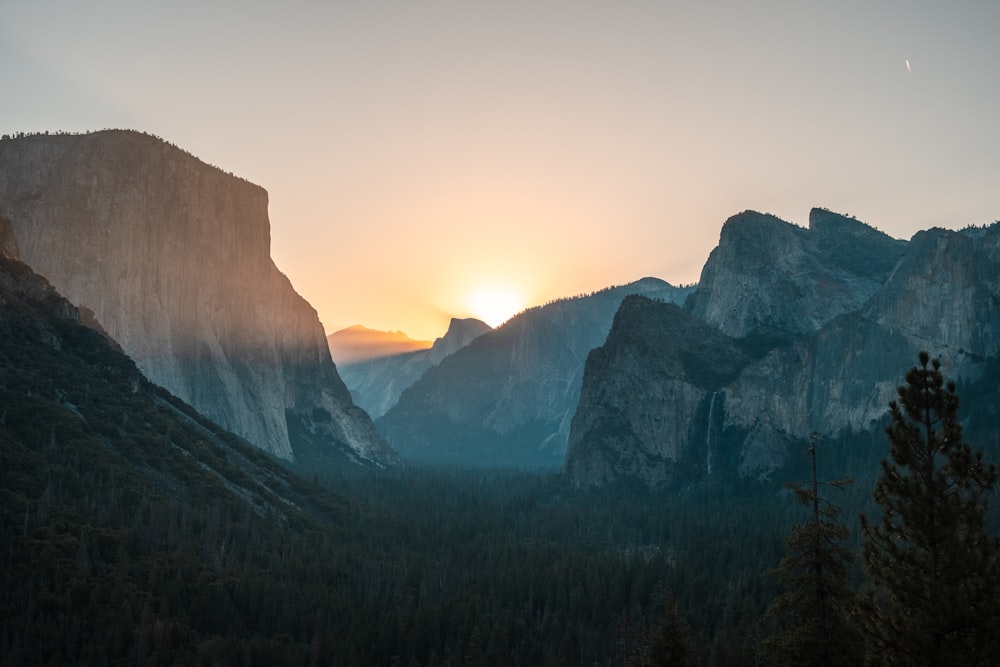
<box><xmin>3</xmin><ymin>251</ymin><xmax>1000</xmax><ymax>665</ymax></box>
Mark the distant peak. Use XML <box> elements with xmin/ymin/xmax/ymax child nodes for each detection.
<box><xmin>445</xmin><ymin>317</ymin><xmax>492</xmax><ymax>333</ymax></box>
<box><xmin>429</xmin><ymin>317</ymin><xmax>491</xmax><ymax>360</ymax></box>
<box><xmin>808</xmin><ymin>207</ymin><xmax>904</xmax><ymax>245</ymax></box>
<box><xmin>809</xmin><ymin>207</ymin><xmax>869</xmax><ymax>232</ymax></box>
<box><xmin>627</xmin><ymin>276</ymin><xmax>676</xmax><ymax>290</ymax></box>
<box><xmin>437</xmin><ymin>317</ymin><xmax>491</xmax><ymax>344</ymax></box>
<box><xmin>715</xmin><ymin>211</ymin><xmax>803</xmax><ymax>251</ymax></box>
<box><xmin>328</xmin><ymin>325</ymin><xmax>432</xmax><ymax>365</ymax></box>
<box><xmin>724</xmin><ymin>209</ymin><xmax>787</xmax><ymax>225</ymax></box>
<box><xmin>720</xmin><ymin>210</ymin><xmax>799</xmax><ymax>236</ymax></box>
<box><xmin>338</xmin><ymin>323</ymin><xmax>414</xmax><ymax>337</ymax></box>
<box><xmin>331</xmin><ymin>324</ymin><xmax>426</xmax><ymax>340</ymax></box>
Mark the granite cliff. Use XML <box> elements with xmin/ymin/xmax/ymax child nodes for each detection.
<box><xmin>0</xmin><ymin>130</ymin><xmax>395</xmax><ymax>468</ymax></box>
<box><xmin>0</xmin><ymin>250</ymin><xmax>351</xmax><ymax>524</ymax></box>
<box><xmin>687</xmin><ymin>209</ymin><xmax>906</xmax><ymax>337</ymax></box>
<box><xmin>566</xmin><ymin>209</ymin><xmax>1000</xmax><ymax>489</ymax></box>
<box><xmin>337</xmin><ymin>317</ymin><xmax>491</xmax><ymax>419</ymax></box>
<box><xmin>377</xmin><ymin>278</ymin><xmax>694</xmax><ymax>467</ymax></box>
<box><xmin>564</xmin><ymin>296</ymin><xmax>755</xmax><ymax>488</ymax></box>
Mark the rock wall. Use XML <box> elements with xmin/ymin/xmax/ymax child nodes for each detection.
<box><xmin>687</xmin><ymin>209</ymin><xmax>905</xmax><ymax>338</ymax></box>
<box><xmin>0</xmin><ymin>131</ymin><xmax>395</xmax><ymax>466</ymax></box>
<box><xmin>564</xmin><ymin>297</ymin><xmax>751</xmax><ymax>488</ymax></box>
<box><xmin>567</xmin><ymin>210</ymin><xmax>1000</xmax><ymax>489</ymax></box>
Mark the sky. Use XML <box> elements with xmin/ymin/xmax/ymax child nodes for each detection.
<box><xmin>2</xmin><ymin>1</ymin><xmax>999</xmax><ymax>340</ymax></box>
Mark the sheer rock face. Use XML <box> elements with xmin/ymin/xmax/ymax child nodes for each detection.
<box><xmin>338</xmin><ymin>317</ymin><xmax>491</xmax><ymax>419</ymax></box>
<box><xmin>568</xmin><ymin>210</ymin><xmax>1000</xmax><ymax>489</ymax></box>
<box><xmin>377</xmin><ymin>278</ymin><xmax>695</xmax><ymax>468</ymax></box>
<box><xmin>564</xmin><ymin>297</ymin><xmax>752</xmax><ymax>489</ymax></box>
<box><xmin>687</xmin><ymin>209</ymin><xmax>906</xmax><ymax>338</ymax></box>
<box><xmin>0</xmin><ymin>131</ymin><xmax>395</xmax><ymax>466</ymax></box>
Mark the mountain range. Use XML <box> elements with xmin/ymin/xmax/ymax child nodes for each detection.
<box><xmin>4</xmin><ymin>130</ymin><xmax>998</xmax><ymax>494</ymax></box>
<box><xmin>376</xmin><ymin>278</ymin><xmax>694</xmax><ymax>467</ymax></box>
<box><xmin>565</xmin><ymin>209</ymin><xmax>1000</xmax><ymax>489</ymax></box>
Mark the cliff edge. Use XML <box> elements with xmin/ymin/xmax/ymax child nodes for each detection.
<box><xmin>0</xmin><ymin>130</ymin><xmax>395</xmax><ymax>467</ymax></box>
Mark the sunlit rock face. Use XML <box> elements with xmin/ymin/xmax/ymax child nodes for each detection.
<box><xmin>0</xmin><ymin>130</ymin><xmax>395</xmax><ymax>467</ymax></box>
<box><xmin>377</xmin><ymin>278</ymin><xmax>694</xmax><ymax>468</ymax></box>
<box><xmin>567</xmin><ymin>210</ymin><xmax>1000</xmax><ymax>489</ymax></box>
<box><xmin>338</xmin><ymin>317</ymin><xmax>491</xmax><ymax>419</ymax></box>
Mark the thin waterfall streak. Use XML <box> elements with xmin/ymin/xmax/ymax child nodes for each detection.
<box><xmin>706</xmin><ymin>391</ymin><xmax>717</xmax><ymax>476</ymax></box>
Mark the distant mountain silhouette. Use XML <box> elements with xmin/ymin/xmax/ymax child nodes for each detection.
<box><xmin>327</xmin><ymin>325</ymin><xmax>433</xmax><ymax>365</ymax></box>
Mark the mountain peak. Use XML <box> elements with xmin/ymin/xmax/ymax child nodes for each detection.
<box><xmin>429</xmin><ymin>317</ymin><xmax>491</xmax><ymax>362</ymax></box>
<box><xmin>808</xmin><ymin>207</ymin><xmax>900</xmax><ymax>244</ymax></box>
<box><xmin>721</xmin><ymin>209</ymin><xmax>802</xmax><ymax>236</ymax></box>
<box><xmin>441</xmin><ymin>316</ymin><xmax>492</xmax><ymax>339</ymax></box>
<box><xmin>328</xmin><ymin>325</ymin><xmax>432</xmax><ymax>365</ymax></box>
<box><xmin>689</xmin><ymin>208</ymin><xmax>907</xmax><ymax>337</ymax></box>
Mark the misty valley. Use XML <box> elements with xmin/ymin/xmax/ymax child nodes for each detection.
<box><xmin>3</xmin><ymin>131</ymin><xmax>1000</xmax><ymax>665</ymax></box>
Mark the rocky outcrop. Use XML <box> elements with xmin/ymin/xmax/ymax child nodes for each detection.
<box><xmin>864</xmin><ymin>227</ymin><xmax>1000</xmax><ymax>356</ymax></box>
<box><xmin>338</xmin><ymin>317</ymin><xmax>491</xmax><ymax>419</ymax></box>
<box><xmin>564</xmin><ymin>296</ymin><xmax>753</xmax><ymax>488</ymax></box>
<box><xmin>377</xmin><ymin>278</ymin><xmax>694</xmax><ymax>467</ymax></box>
<box><xmin>0</xmin><ymin>130</ymin><xmax>395</xmax><ymax>467</ymax></box>
<box><xmin>567</xmin><ymin>211</ymin><xmax>1000</xmax><ymax>489</ymax></box>
<box><xmin>687</xmin><ymin>209</ymin><xmax>905</xmax><ymax>338</ymax></box>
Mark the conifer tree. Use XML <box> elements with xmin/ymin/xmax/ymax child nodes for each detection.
<box><xmin>642</xmin><ymin>596</ymin><xmax>697</xmax><ymax>667</ymax></box>
<box><xmin>860</xmin><ymin>352</ymin><xmax>1000</xmax><ymax>666</ymax></box>
<box><xmin>765</xmin><ymin>433</ymin><xmax>861</xmax><ymax>667</ymax></box>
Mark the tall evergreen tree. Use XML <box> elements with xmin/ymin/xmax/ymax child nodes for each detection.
<box><xmin>860</xmin><ymin>352</ymin><xmax>1000</xmax><ymax>666</ymax></box>
<box><xmin>641</xmin><ymin>596</ymin><xmax>697</xmax><ymax>667</ymax></box>
<box><xmin>765</xmin><ymin>433</ymin><xmax>861</xmax><ymax>667</ymax></box>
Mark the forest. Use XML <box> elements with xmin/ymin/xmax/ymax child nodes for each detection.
<box><xmin>2</xmin><ymin>383</ymin><xmax>999</xmax><ymax>665</ymax></box>
<box><xmin>0</xmin><ymin>441</ymin><xmax>851</xmax><ymax>666</ymax></box>
<box><xmin>0</xmin><ymin>398</ymin><xmax>919</xmax><ymax>667</ymax></box>
<box><xmin>3</xmin><ymin>250</ymin><xmax>1000</xmax><ymax>665</ymax></box>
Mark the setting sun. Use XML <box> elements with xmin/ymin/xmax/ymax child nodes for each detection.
<box><xmin>466</xmin><ymin>286</ymin><xmax>524</xmax><ymax>328</ymax></box>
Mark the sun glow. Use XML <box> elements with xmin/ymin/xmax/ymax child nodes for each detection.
<box><xmin>466</xmin><ymin>286</ymin><xmax>524</xmax><ymax>328</ymax></box>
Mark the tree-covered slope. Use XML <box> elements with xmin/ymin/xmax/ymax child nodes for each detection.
<box><xmin>0</xmin><ymin>253</ymin><xmax>355</xmax><ymax>662</ymax></box>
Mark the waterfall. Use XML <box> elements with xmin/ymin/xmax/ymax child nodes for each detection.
<box><xmin>706</xmin><ymin>391</ymin><xmax>717</xmax><ymax>476</ymax></box>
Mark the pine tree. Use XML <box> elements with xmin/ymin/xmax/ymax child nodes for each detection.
<box><xmin>765</xmin><ymin>433</ymin><xmax>861</xmax><ymax>667</ymax></box>
<box><xmin>860</xmin><ymin>352</ymin><xmax>1000</xmax><ymax>666</ymax></box>
<box><xmin>642</xmin><ymin>596</ymin><xmax>697</xmax><ymax>667</ymax></box>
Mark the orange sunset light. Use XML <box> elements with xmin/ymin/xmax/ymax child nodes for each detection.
<box><xmin>465</xmin><ymin>284</ymin><xmax>525</xmax><ymax>328</ymax></box>
<box><xmin>3</xmin><ymin>4</ymin><xmax>998</xmax><ymax>343</ymax></box>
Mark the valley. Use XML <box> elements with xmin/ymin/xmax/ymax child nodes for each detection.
<box><xmin>3</xmin><ymin>130</ymin><xmax>1000</xmax><ymax>665</ymax></box>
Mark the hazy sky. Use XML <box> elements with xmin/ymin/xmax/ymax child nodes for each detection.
<box><xmin>3</xmin><ymin>1</ymin><xmax>999</xmax><ymax>339</ymax></box>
